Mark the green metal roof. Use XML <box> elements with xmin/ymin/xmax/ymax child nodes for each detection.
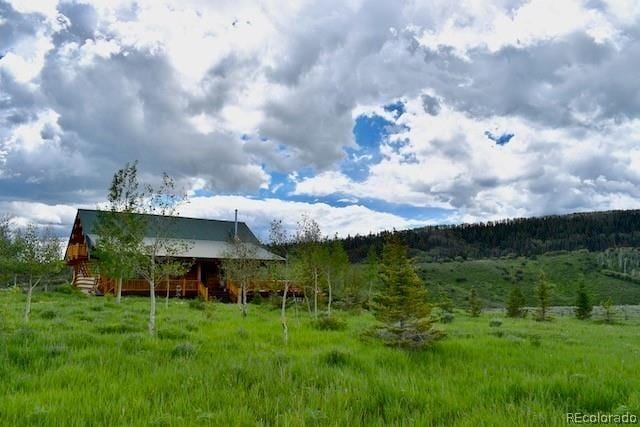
<box><xmin>84</xmin><ymin>234</ymin><xmax>283</xmax><ymax>261</ymax></box>
<box><xmin>77</xmin><ymin>209</ymin><xmax>261</xmax><ymax>245</ymax></box>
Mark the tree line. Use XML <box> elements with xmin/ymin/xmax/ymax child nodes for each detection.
<box><xmin>340</xmin><ymin>210</ymin><xmax>640</xmax><ymax>261</ymax></box>
<box><xmin>0</xmin><ymin>217</ymin><xmax>65</xmax><ymax>321</ymax></box>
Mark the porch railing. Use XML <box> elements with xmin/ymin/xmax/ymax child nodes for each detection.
<box><xmin>226</xmin><ymin>279</ymin><xmax>299</xmax><ymax>302</ymax></box>
<box><xmin>97</xmin><ymin>278</ymin><xmax>201</xmax><ymax>295</ymax></box>
<box><xmin>198</xmin><ymin>282</ymin><xmax>208</xmax><ymax>302</ymax></box>
<box><xmin>94</xmin><ymin>276</ymin><xmax>297</xmax><ymax>302</ymax></box>
<box><xmin>66</xmin><ymin>243</ymin><xmax>88</xmax><ymax>261</ymax></box>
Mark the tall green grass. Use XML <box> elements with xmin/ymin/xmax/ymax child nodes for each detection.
<box><xmin>0</xmin><ymin>290</ymin><xmax>638</xmax><ymax>426</ymax></box>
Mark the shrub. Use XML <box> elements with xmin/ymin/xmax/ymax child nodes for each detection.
<box><xmin>121</xmin><ymin>334</ymin><xmax>153</xmax><ymax>353</ymax></box>
<box><xmin>96</xmin><ymin>323</ymin><xmax>140</xmax><ymax>334</ymax></box>
<box><xmin>203</xmin><ymin>303</ymin><xmax>215</xmax><ymax>320</ymax></box>
<box><xmin>251</xmin><ymin>293</ymin><xmax>264</xmax><ymax>305</ymax></box>
<box><xmin>440</xmin><ymin>312</ymin><xmax>455</xmax><ymax>323</ymax></box>
<box><xmin>11</xmin><ymin>326</ymin><xmax>37</xmax><ymax>346</ymax></box>
<box><xmin>322</xmin><ymin>349</ymin><xmax>350</xmax><ymax>366</ymax></box>
<box><xmin>437</xmin><ymin>296</ymin><xmax>454</xmax><ymax>313</ymax></box>
<box><xmin>77</xmin><ymin>314</ymin><xmax>94</xmax><ymax>322</ymax></box>
<box><xmin>467</xmin><ymin>287</ymin><xmax>482</xmax><ymax>317</ymax></box>
<box><xmin>55</xmin><ymin>284</ymin><xmax>80</xmax><ymax>294</ymax></box>
<box><xmin>504</xmin><ymin>334</ymin><xmax>525</xmax><ymax>344</ymax></box>
<box><xmin>528</xmin><ymin>335</ymin><xmax>541</xmax><ymax>347</ymax></box>
<box><xmin>158</xmin><ymin>327</ymin><xmax>188</xmax><ymax>340</ymax></box>
<box><xmin>266</xmin><ymin>295</ymin><xmax>283</xmax><ymax>310</ymax></box>
<box><xmin>601</xmin><ymin>297</ymin><xmax>615</xmax><ymax>324</ymax></box>
<box><xmin>46</xmin><ymin>343</ymin><xmax>67</xmax><ymax>357</ymax></box>
<box><xmin>40</xmin><ymin>310</ymin><xmax>57</xmax><ymax>320</ymax></box>
<box><xmin>189</xmin><ymin>299</ymin><xmax>206</xmax><ymax>310</ymax></box>
<box><xmin>489</xmin><ymin>318</ymin><xmax>502</xmax><ymax>328</ymax></box>
<box><xmin>171</xmin><ymin>342</ymin><xmax>197</xmax><ymax>358</ymax></box>
<box><xmin>313</xmin><ymin>315</ymin><xmax>346</xmax><ymax>331</ymax></box>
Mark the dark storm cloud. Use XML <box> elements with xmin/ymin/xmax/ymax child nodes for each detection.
<box><xmin>185</xmin><ymin>54</ymin><xmax>255</xmax><ymax>116</ymax></box>
<box><xmin>423</xmin><ymin>31</ymin><xmax>639</xmax><ymax>128</ymax></box>
<box><xmin>1</xmin><ymin>42</ymin><xmax>267</xmax><ymax>204</ymax></box>
<box><xmin>421</xmin><ymin>94</ymin><xmax>441</xmax><ymax>116</ymax></box>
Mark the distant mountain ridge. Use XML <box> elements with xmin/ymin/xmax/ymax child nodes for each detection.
<box><xmin>341</xmin><ymin>209</ymin><xmax>640</xmax><ymax>261</ymax></box>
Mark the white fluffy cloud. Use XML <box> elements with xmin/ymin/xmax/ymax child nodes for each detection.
<box><xmin>0</xmin><ymin>196</ymin><xmax>426</xmax><ymax>240</ymax></box>
<box><xmin>295</xmin><ymin>94</ymin><xmax>640</xmax><ymax>221</ymax></box>
<box><xmin>181</xmin><ymin>195</ymin><xmax>427</xmax><ymax>240</ymax></box>
<box><xmin>0</xmin><ymin>200</ymin><xmax>79</xmax><ymax>230</ymax></box>
<box><xmin>415</xmin><ymin>0</ymin><xmax>620</xmax><ymax>54</ymax></box>
<box><xmin>1</xmin><ymin>0</ymin><xmax>640</xmax><ymax>234</ymax></box>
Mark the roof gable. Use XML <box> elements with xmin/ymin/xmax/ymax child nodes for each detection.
<box><xmin>77</xmin><ymin>209</ymin><xmax>261</xmax><ymax>244</ymax></box>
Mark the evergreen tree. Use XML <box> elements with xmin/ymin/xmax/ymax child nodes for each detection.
<box><xmin>372</xmin><ymin>236</ymin><xmax>442</xmax><ymax>348</ymax></box>
<box><xmin>574</xmin><ymin>282</ymin><xmax>593</xmax><ymax>320</ymax></box>
<box><xmin>342</xmin><ymin>266</ymin><xmax>366</xmax><ymax>309</ymax></box>
<box><xmin>506</xmin><ymin>285</ymin><xmax>526</xmax><ymax>318</ymax></box>
<box><xmin>467</xmin><ymin>287</ymin><xmax>482</xmax><ymax>317</ymax></box>
<box><xmin>341</xmin><ymin>210</ymin><xmax>640</xmax><ymax>262</ymax></box>
<box><xmin>365</xmin><ymin>246</ymin><xmax>379</xmax><ymax>307</ymax></box>
<box><xmin>437</xmin><ymin>294</ymin><xmax>454</xmax><ymax>314</ymax></box>
<box><xmin>535</xmin><ymin>271</ymin><xmax>552</xmax><ymax>321</ymax></box>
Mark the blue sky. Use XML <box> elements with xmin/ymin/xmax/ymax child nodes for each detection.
<box><xmin>1</xmin><ymin>0</ymin><xmax>640</xmax><ymax>240</ymax></box>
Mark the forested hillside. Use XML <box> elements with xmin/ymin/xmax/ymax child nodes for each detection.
<box><xmin>342</xmin><ymin>209</ymin><xmax>640</xmax><ymax>261</ymax></box>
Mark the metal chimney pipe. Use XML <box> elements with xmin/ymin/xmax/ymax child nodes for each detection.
<box><xmin>234</xmin><ymin>209</ymin><xmax>238</xmax><ymax>239</ymax></box>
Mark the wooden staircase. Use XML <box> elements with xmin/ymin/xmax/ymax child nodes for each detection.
<box><xmin>74</xmin><ymin>261</ymin><xmax>97</xmax><ymax>294</ymax></box>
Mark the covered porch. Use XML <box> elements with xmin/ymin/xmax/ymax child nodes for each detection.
<box><xmin>94</xmin><ymin>259</ymin><xmax>297</xmax><ymax>302</ymax></box>
<box><xmin>96</xmin><ymin>259</ymin><xmax>223</xmax><ymax>301</ymax></box>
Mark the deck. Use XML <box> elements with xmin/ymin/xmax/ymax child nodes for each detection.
<box><xmin>94</xmin><ymin>277</ymin><xmax>300</xmax><ymax>303</ymax></box>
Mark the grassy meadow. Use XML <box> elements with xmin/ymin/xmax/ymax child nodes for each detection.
<box><xmin>416</xmin><ymin>250</ymin><xmax>640</xmax><ymax>307</ymax></box>
<box><xmin>1</xmin><ymin>289</ymin><xmax>639</xmax><ymax>426</ymax></box>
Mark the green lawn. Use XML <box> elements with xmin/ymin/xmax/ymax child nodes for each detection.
<box><xmin>1</xmin><ymin>290</ymin><xmax>639</xmax><ymax>426</ymax></box>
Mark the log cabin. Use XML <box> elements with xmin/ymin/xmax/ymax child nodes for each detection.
<box><xmin>65</xmin><ymin>209</ymin><xmax>286</xmax><ymax>302</ymax></box>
